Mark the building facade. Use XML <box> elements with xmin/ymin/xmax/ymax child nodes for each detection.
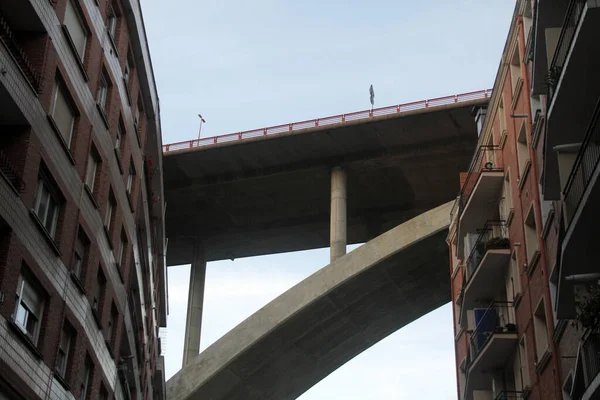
<box><xmin>0</xmin><ymin>0</ymin><xmax>167</xmax><ymax>398</ymax></box>
<box><xmin>531</xmin><ymin>0</ymin><xmax>600</xmax><ymax>398</ymax></box>
<box><xmin>448</xmin><ymin>1</ymin><xmax>563</xmax><ymax>399</ymax></box>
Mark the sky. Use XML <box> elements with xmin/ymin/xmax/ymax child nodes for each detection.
<box><xmin>141</xmin><ymin>0</ymin><xmax>515</xmax><ymax>398</ymax></box>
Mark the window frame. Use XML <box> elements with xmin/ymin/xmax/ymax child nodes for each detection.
<box><xmin>56</xmin><ymin>324</ymin><xmax>72</xmax><ymax>379</ymax></box>
<box><xmin>80</xmin><ymin>355</ymin><xmax>92</xmax><ymax>400</ymax></box>
<box><xmin>13</xmin><ymin>273</ymin><xmax>45</xmax><ymax>345</ymax></box>
<box><xmin>104</xmin><ymin>193</ymin><xmax>115</xmax><ymax>230</ymax></box>
<box><xmin>63</xmin><ymin>0</ymin><xmax>88</xmax><ymax>61</ymax></box>
<box><xmin>34</xmin><ymin>176</ymin><xmax>60</xmax><ymax>238</ymax></box>
<box><xmin>51</xmin><ymin>79</ymin><xmax>75</xmax><ymax>148</ymax></box>
<box><xmin>107</xmin><ymin>5</ymin><xmax>117</xmax><ymax>39</ymax></box>
<box><xmin>84</xmin><ymin>150</ymin><xmax>99</xmax><ymax>191</ymax></box>
<box><xmin>97</xmin><ymin>72</ymin><xmax>109</xmax><ymax>111</ymax></box>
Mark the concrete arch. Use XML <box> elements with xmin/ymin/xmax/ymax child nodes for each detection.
<box><xmin>167</xmin><ymin>201</ymin><xmax>453</xmax><ymax>400</ymax></box>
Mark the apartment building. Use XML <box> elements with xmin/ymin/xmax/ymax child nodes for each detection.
<box><xmin>531</xmin><ymin>0</ymin><xmax>600</xmax><ymax>398</ymax></box>
<box><xmin>0</xmin><ymin>0</ymin><xmax>167</xmax><ymax>399</ymax></box>
<box><xmin>448</xmin><ymin>1</ymin><xmax>562</xmax><ymax>399</ymax></box>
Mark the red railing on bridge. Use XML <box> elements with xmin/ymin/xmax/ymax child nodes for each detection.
<box><xmin>162</xmin><ymin>89</ymin><xmax>492</xmax><ymax>153</ymax></box>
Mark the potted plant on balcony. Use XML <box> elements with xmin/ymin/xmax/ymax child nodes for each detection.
<box><xmin>575</xmin><ymin>284</ymin><xmax>600</xmax><ymax>331</ymax></box>
<box><xmin>484</xmin><ymin>237</ymin><xmax>510</xmax><ymax>251</ymax></box>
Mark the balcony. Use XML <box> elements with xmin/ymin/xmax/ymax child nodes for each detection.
<box><xmin>495</xmin><ymin>391</ymin><xmax>524</xmax><ymax>400</ymax></box>
<box><xmin>556</xmin><ymin>99</ymin><xmax>600</xmax><ymax>318</ymax></box>
<box><xmin>570</xmin><ymin>331</ymin><xmax>600</xmax><ymax>399</ymax></box>
<box><xmin>543</xmin><ymin>0</ymin><xmax>600</xmax><ymax>200</ymax></box>
<box><xmin>456</xmin><ymin>145</ymin><xmax>504</xmax><ymax>258</ymax></box>
<box><xmin>466</xmin><ymin>302</ymin><xmax>518</xmax><ymax>393</ymax></box>
<box><xmin>0</xmin><ymin>4</ymin><xmax>46</xmax><ymax>94</ymax></box>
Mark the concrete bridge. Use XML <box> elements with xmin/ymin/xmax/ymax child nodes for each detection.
<box><xmin>162</xmin><ymin>89</ymin><xmax>490</xmax><ymax>398</ymax></box>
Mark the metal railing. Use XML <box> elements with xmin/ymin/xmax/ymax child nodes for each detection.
<box><xmin>465</xmin><ymin>221</ymin><xmax>509</xmax><ymax>282</ymax></box>
<box><xmin>0</xmin><ymin>148</ymin><xmax>24</xmax><ymax>192</ymax></box>
<box><xmin>495</xmin><ymin>391</ymin><xmax>524</xmax><ymax>400</ymax></box>
<box><xmin>455</xmin><ymin>145</ymin><xmax>503</xmax><ymax>221</ymax></box>
<box><xmin>162</xmin><ymin>89</ymin><xmax>492</xmax><ymax>152</ymax></box>
<box><xmin>563</xmin><ymin>98</ymin><xmax>600</xmax><ymax>227</ymax></box>
<box><xmin>582</xmin><ymin>331</ymin><xmax>600</xmax><ymax>389</ymax></box>
<box><xmin>469</xmin><ymin>301</ymin><xmax>516</xmax><ymax>361</ymax></box>
<box><xmin>548</xmin><ymin>0</ymin><xmax>586</xmax><ymax>103</ymax></box>
<box><xmin>0</xmin><ymin>13</ymin><xmax>43</xmax><ymax>93</ymax></box>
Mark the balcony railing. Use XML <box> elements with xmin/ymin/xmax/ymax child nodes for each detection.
<box><xmin>582</xmin><ymin>331</ymin><xmax>600</xmax><ymax>390</ymax></box>
<box><xmin>465</xmin><ymin>221</ymin><xmax>509</xmax><ymax>282</ymax></box>
<box><xmin>563</xmin><ymin>98</ymin><xmax>600</xmax><ymax>227</ymax></box>
<box><xmin>495</xmin><ymin>391</ymin><xmax>524</xmax><ymax>400</ymax></box>
<box><xmin>456</xmin><ymin>145</ymin><xmax>503</xmax><ymax>221</ymax></box>
<box><xmin>0</xmin><ymin>148</ymin><xmax>24</xmax><ymax>192</ymax></box>
<box><xmin>469</xmin><ymin>301</ymin><xmax>516</xmax><ymax>360</ymax></box>
<box><xmin>548</xmin><ymin>0</ymin><xmax>586</xmax><ymax>103</ymax></box>
<box><xmin>0</xmin><ymin>13</ymin><xmax>43</xmax><ymax>93</ymax></box>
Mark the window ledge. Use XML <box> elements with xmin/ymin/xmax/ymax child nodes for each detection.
<box><xmin>506</xmin><ymin>208</ymin><xmax>515</xmax><ymax>227</ymax></box>
<box><xmin>542</xmin><ymin>209</ymin><xmax>555</xmax><ymax>240</ymax></box>
<box><xmin>70</xmin><ymin>272</ymin><xmax>86</xmax><ymax>295</ymax></box>
<box><xmin>126</xmin><ymin>192</ymin><xmax>134</xmax><ymax>212</ymax></box>
<box><xmin>535</xmin><ymin>347</ymin><xmax>552</xmax><ymax>374</ymax></box>
<box><xmin>83</xmin><ymin>184</ymin><xmax>99</xmax><ymax>209</ymax></box>
<box><xmin>115</xmin><ymin>262</ymin><xmax>125</xmax><ymax>283</ymax></box>
<box><xmin>92</xmin><ymin>308</ymin><xmax>103</xmax><ymax>330</ymax></box>
<box><xmin>514</xmin><ymin>292</ymin><xmax>523</xmax><ymax>308</ymax></box>
<box><xmin>96</xmin><ymin>103</ymin><xmax>110</xmax><ymax>129</ymax></box>
<box><xmin>61</xmin><ymin>25</ymin><xmax>89</xmax><ymax>82</ymax></box>
<box><xmin>7</xmin><ymin>320</ymin><xmax>43</xmax><ymax>360</ymax></box>
<box><xmin>532</xmin><ymin>115</ymin><xmax>545</xmax><ymax>149</ymax></box>
<box><xmin>108</xmin><ymin>31</ymin><xmax>120</xmax><ymax>59</ymax></box>
<box><xmin>123</xmin><ymin>78</ymin><xmax>132</xmax><ymax>106</ymax></box>
<box><xmin>525</xmin><ymin>250</ymin><xmax>541</xmax><ymax>277</ymax></box>
<box><xmin>105</xmin><ymin>339</ymin><xmax>115</xmax><ymax>359</ymax></box>
<box><xmin>29</xmin><ymin>209</ymin><xmax>61</xmax><ymax>256</ymax></box>
<box><xmin>134</xmin><ymin>123</ymin><xmax>141</xmax><ymax>148</ymax></box>
<box><xmin>451</xmin><ymin>263</ymin><xmax>462</xmax><ymax>279</ymax></box>
<box><xmin>518</xmin><ymin>160</ymin><xmax>532</xmax><ymax>192</ymax></box>
<box><xmin>499</xmin><ymin>129</ymin><xmax>508</xmax><ymax>150</ymax></box>
<box><xmin>0</xmin><ymin>168</ymin><xmax>21</xmax><ymax>196</ymax></box>
<box><xmin>104</xmin><ymin>225</ymin><xmax>113</xmax><ymax>249</ymax></box>
<box><xmin>511</xmin><ymin>77</ymin><xmax>524</xmax><ymax>110</ymax></box>
<box><xmin>114</xmin><ymin>148</ymin><xmax>124</xmax><ymax>174</ymax></box>
<box><xmin>53</xmin><ymin>371</ymin><xmax>71</xmax><ymax>391</ymax></box>
<box><xmin>46</xmin><ymin>115</ymin><xmax>76</xmax><ymax>166</ymax></box>
<box><xmin>454</xmin><ymin>326</ymin><xmax>465</xmax><ymax>342</ymax></box>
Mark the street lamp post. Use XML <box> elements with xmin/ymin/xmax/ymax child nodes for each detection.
<box><xmin>197</xmin><ymin>114</ymin><xmax>206</xmax><ymax>140</ymax></box>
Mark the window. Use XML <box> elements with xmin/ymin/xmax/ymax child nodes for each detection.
<box><xmin>510</xmin><ymin>47</ymin><xmax>522</xmax><ymax>95</ymax></box>
<box><xmin>507</xmin><ymin>250</ymin><xmax>521</xmax><ymax>300</ymax></box>
<box><xmin>518</xmin><ymin>336</ymin><xmax>531</xmax><ymax>389</ymax></box>
<box><xmin>93</xmin><ymin>267</ymin><xmax>106</xmax><ymax>314</ymax></box>
<box><xmin>51</xmin><ymin>79</ymin><xmax>75</xmax><ymax>147</ymax></box>
<box><xmin>34</xmin><ymin>176</ymin><xmax>60</xmax><ymax>238</ymax></box>
<box><xmin>72</xmin><ymin>230</ymin><xmax>88</xmax><ymax>280</ymax></box>
<box><xmin>134</xmin><ymin>101</ymin><xmax>140</xmax><ymax>129</ymax></box>
<box><xmin>500</xmin><ymin>171</ymin><xmax>513</xmax><ymax>221</ymax></box>
<box><xmin>516</xmin><ymin>122</ymin><xmax>530</xmax><ymax>178</ymax></box>
<box><xmin>115</xmin><ymin>121</ymin><xmax>124</xmax><ymax>156</ymax></box>
<box><xmin>107</xmin><ymin>302</ymin><xmax>118</xmax><ymax>344</ymax></box>
<box><xmin>107</xmin><ymin>5</ymin><xmax>117</xmax><ymax>39</ymax></box>
<box><xmin>84</xmin><ymin>148</ymin><xmax>99</xmax><ymax>192</ymax></box>
<box><xmin>104</xmin><ymin>192</ymin><xmax>115</xmax><ymax>231</ymax></box>
<box><xmin>63</xmin><ymin>0</ymin><xmax>87</xmax><ymax>60</ymax></box>
<box><xmin>56</xmin><ymin>324</ymin><xmax>73</xmax><ymax>379</ymax></box>
<box><xmin>534</xmin><ymin>300</ymin><xmax>550</xmax><ymax>360</ymax></box>
<box><xmin>127</xmin><ymin>160</ymin><xmax>135</xmax><ymax>196</ymax></box>
<box><xmin>80</xmin><ymin>355</ymin><xmax>92</xmax><ymax>400</ymax></box>
<box><xmin>116</xmin><ymin>231</ymin><xmax>126</xmax><ymax>267</ymax></box>
<box><xmin>14</xmin><ymin>272</ymin><xmax>45</xmax><ymax>345</ymax></box>
<box><xmin>524</xmin><ymin>206</ymin><xmax>540</xmax><ymax>266</ymax></box>
<box><xmin>97</xmin><ymin>71</ymin><xmax>109</xmax><ymax>112</ymax></box>
<box><xmin>124</xmin><ymin>51</ymin><xmax>133</xmax><ymax>85</ymax></box>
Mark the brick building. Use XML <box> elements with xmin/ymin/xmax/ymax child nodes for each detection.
<box><xmin>448</xmin><ymin>1</ymin><xmax>563</xmax><ymax>399</ymax></box>
<box><xmin>0</xmin><ymin>0</ymin><xmax>167</xmax><ymax>398</ymax></box>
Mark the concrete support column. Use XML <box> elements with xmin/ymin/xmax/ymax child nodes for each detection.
<box><xmin>182</xmin><ymin>239</ymin><xmax>207</xmax><ymax>368</ymax></box>
<box><xmin>330</xmin><ymin>166</ymin><xmax>347</xmax><ymax>262</ymax></box>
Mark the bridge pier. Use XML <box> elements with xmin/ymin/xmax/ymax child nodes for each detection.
<box><xmin>182</xmin><ymin>239</ymin><xmax>207</xmax><ymax>367</ymax></box>
<box><xmin>330</xmin><ymin>166</ymin><xmax>347</xmax><ymax>262</ymax></box>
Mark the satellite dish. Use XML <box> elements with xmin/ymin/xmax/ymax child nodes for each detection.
<box><xmin>369</xmin><ymin>84</ymin><xmax>375</xmax><ymax>106</ymax></box>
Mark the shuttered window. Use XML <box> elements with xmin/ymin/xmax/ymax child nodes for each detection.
<box><xmin>63</xmin><ymin>0</ymin><xmax>87</xmax><ymax>60</ymax></box>
<box><xmin>51</xmin><ymin>80</ymin><xmax>75</xmax><ymax>147</ymax></box>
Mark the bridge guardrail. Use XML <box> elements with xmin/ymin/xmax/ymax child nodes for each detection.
<box><xmin>162</xmin><ymin>89</ymin><xmax>492</xmax><ymax>152</ymax></box>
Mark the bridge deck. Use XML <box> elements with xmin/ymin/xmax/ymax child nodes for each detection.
<box><xmin>164</xmin><ymin>91</ymin><xmax>490</xmax><ymax>264</ymax></box>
